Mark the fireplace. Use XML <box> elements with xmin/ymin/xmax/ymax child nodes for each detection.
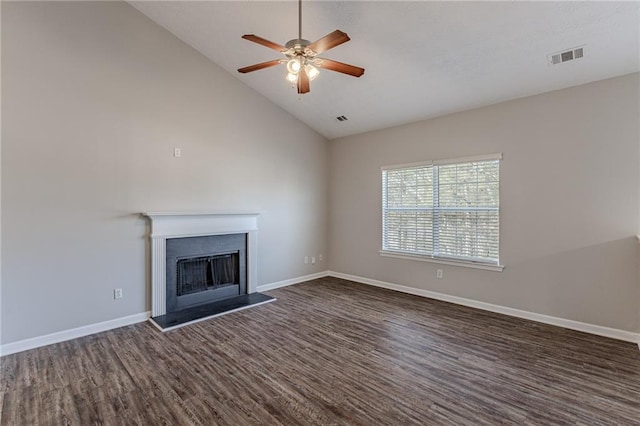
<box><xmin>176</xmin><ymin>253</ymin><xmax>239</xmax><ymax>296</ymax></box>
<box><xmin>143</xmin><ymin>212</ymin><xmax>259</xmax><ymax>318</ymax></box>
<box><xmin>166</xmin><ymin>233</ymin><xmax>246</xmax><ymax>313</ymax></box>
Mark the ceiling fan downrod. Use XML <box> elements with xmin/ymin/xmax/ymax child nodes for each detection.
<box><xmin>286</xmin><ymin>0</ymin><xmax>310</xmax><ymax>52</ymax></box>
<box><xmin>298</xmin><ymin>0</ymin><xmax>302</xmax><ymax>40</ymax></box>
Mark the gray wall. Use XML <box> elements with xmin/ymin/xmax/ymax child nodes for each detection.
<box><xmin>1</xmin><ymin>1</ymin><xmax>328</xmax><ymax>344</ymax></box>
<box><xmin>329</xmin><ymin>73</ymin><xmax>640</xmax><ymax>333</ymax></box>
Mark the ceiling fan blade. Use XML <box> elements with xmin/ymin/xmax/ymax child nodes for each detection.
<box><xmin>297</xmin><ymin>68</ymin><xmax>310</xmax><ymax>94</ymax></box>
<box><xmin>238</xmin><ymin>60</ymin><xmax>282</xmax><ymax>74</ymax></box>
<box><xmin>307</xmin><ymin>30</ymin><xmax>350</xmax><ymax>54</ymax></box>
<box><xmin>315</xmin><ymin>58</ymin><xmax>365</xmax><ymax>77</ymax></box>
<box><xmin>241</xmin><ymin>34</ymin><xmax>288</xmax><ymax>52</ymax></box>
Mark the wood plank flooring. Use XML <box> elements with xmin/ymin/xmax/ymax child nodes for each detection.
<box><xmin>2</xmin><ymin>277</ymin><xmax>640</xmax><ymax>425</ymax></box>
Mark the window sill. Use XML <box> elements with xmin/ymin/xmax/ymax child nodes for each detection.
<box><xmin>379</xmin><ymin>250</ymin><xmax>505</xmax><ymax>272</ymax></box>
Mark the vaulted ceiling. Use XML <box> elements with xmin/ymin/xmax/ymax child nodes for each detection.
<box><xmin>130</xmin><ymin>1</ymin><xmax>639</xmax><ymax>140</ymax></box>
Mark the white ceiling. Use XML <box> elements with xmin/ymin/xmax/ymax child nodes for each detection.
<box><xmin>130</xmin><ymin>1</ymin><xmax>640</xmax><ymax>140</ymax></box>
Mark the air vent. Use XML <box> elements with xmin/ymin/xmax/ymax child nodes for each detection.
<box><xmin>548</xmin><ymin>46</ymin><xmax>585</xmax><ymax>66</ymax></box>
<box><xmin>336</xmin><ymin>115</ymin><xmax>348</xmax><ymax>122</ymax></box>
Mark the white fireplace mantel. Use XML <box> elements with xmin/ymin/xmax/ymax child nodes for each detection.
<box><xmin>142</xmin><ymin>211</ymin><xmax>259</xmax><ymax>317</ymax></box>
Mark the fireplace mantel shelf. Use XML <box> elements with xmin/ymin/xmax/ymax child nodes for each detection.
<box><xmin>143</xmin><ymin>211</ymin><xmax>260</xmax><ymax>218</ymax></box>
<box><xmin>142</xmin><ymin>211</ymin><xmax>260</xmax><ymax>238</ymax></box>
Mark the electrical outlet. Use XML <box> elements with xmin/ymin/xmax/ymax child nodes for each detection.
<box><xmin>304</xmin><ymin>256</ymin><xmax>309</xmax><ymax>264</ymax></box>
<box><xmin>311</xmin><ymin>256</ymin><xmax>316</xmax><ymax>264</ymax></box>
<box><xmin>114</xmin><ymin>288</ymin><xmax>123</xmax><ymax>299</ymax></box>
<box><xmin>436</xmin><ymin>269</ymin><xmax>443</xmax><ymax>279</ymax></box>
<box><xmin>319</xmin><ymin>254</ymin><xmax>323</xmax><ymax>261</ymax></box>
<box><xmin>173</xmin><ymin>148</ymin><xmax>181</xmax><ymax>157</ymax></box>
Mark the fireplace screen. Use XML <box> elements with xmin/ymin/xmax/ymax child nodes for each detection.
<box><xmin>176</xmin><ymin>252</ymin><xmax>239</xmax><ymax>296</ymax></box>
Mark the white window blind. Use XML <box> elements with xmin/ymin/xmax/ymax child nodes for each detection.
<box><xmin>382</xmin><ymin>154</ymin><xmax>500</xmax><ymax>266</ymax></box>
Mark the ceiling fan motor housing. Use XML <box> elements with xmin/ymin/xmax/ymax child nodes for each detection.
<box><xmin>285</xmin><ymin>38</ymin><xmax>311</xmax><ymax>53</ymax></box>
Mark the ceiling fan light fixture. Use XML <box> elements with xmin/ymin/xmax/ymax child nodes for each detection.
<box><xmin>305</xmin><ymin>64</ymin><xmax>319</xmax><ymax>81</ymax></box>
<box><xmin>286</xmin><ymin>72</ymin><xmax>298</xmax><ymax>83</ymax></box>
<box><xmin>286</xmin><ymin>57</ymin><xmax>302</xmax><ymax>74</ymax></box>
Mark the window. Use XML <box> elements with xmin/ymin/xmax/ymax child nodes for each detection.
<box><xmin>381</xmin><ymin>153</ymin><xmax>502</xmax><ymax>270</ymax></box>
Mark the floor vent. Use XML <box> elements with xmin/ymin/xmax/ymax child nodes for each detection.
<box><xmin>548</xmin><ymin>46</ymin><xmax>584</xmax><ymax>66</ymax></box>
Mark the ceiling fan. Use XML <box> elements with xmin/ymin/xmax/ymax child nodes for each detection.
<box><xmin>237</xmin><ymin>0</ymin><xmax>365</xmax><ymax>94</ymax></box>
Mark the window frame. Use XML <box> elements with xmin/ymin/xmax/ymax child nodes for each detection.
<box><xmin>380</xmin><ymin>153</ymin><xmax>504</xmax><ymax>272</ymax></box>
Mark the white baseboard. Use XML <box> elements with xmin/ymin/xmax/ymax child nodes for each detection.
<box><xmin>328</xmin><ymin>271</ymin><xmax>640</xmax><ymax>345</ymax></box>
<box><xmin>0</xmin><ymin>311</ymin><xmax>150</xmax><ymax>357</ymax></box>
<box><xmin>257</xmin><ymin>271</ymin><xmax>329</xmax><ymax>292</ymax></box>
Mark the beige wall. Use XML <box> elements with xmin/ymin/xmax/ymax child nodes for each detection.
<box><xmin>329</xmin><ymin>73</ymin><xmax>640</xmax><ymax>332</ymax></box>
<box><xmin>1</xmin><ymin>1</ymin><xmax>328</xmax><ymax>344</ymax></box>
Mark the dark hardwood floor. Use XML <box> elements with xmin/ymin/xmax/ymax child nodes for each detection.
<box><xmin>2</xmin><ymin>277</ymin><xmax>640</xmax><ymax>425</ymax></box>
